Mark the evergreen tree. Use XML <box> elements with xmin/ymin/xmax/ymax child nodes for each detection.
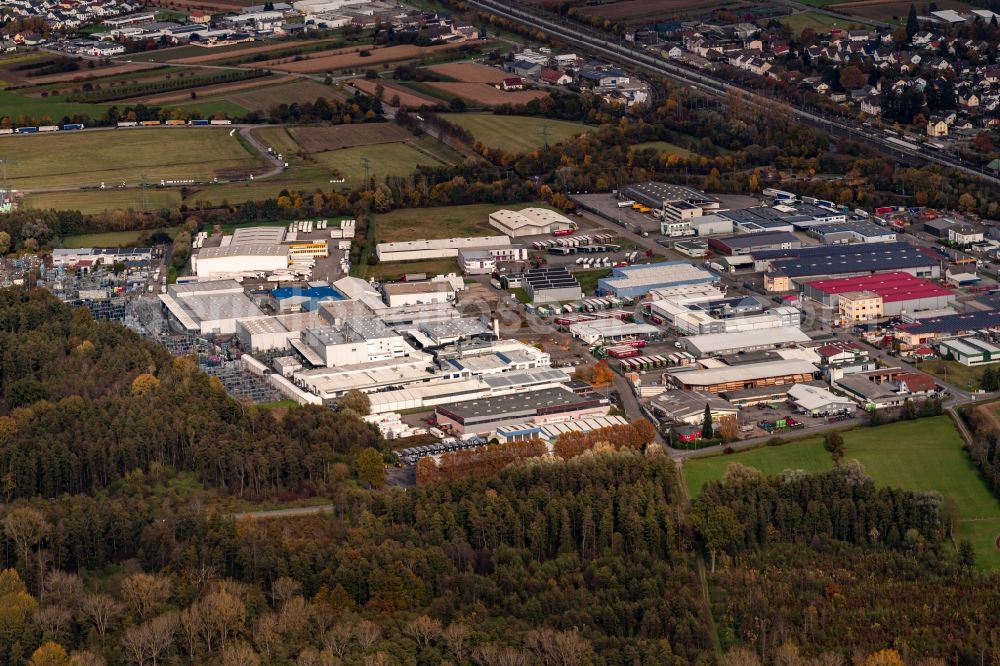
<box><xmin>958</xmin><ymin>539</ymin><xmax>976</xmax><ymax>569</ymax></box>
<box><xmin>907</xmin><ymin>4</ymin><xmax>920</xmax><ymax>40</ymax></box>
<box><xmin>702</xmin><ymin>404</ymin><xmax>714</xmax><ymax>440</ymax></box>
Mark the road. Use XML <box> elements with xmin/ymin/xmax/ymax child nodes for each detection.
<box><xmin>232</xmin><ymin>504</ymin><xmax>335</xmax><ymax>520</ymax></box>
<box><xmin>463</xmin><ymin>0</ymin><xmax>1000</xmax><ymax>188</ymax></box>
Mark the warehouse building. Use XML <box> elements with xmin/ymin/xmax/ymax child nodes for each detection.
<box><xmin>621</xmin><ymin>182</ymin><xmax>718</xmax><ymax>212</ymax></box>
<box><xmin>801</xmin><ymin>272</ymin><xmax>955</xmax><ymax>317</ymax></box>
<box><xmin>494</xmin><ymin>415</ymin><xmax>630</xmax><ymax>443</ymax></box>
<box><xmin>688</xmin><ymin>214</ymin><xmax>734</xmax><ymax>236</ymax></box>
<box><xmin>707</xmin><ymin>231</ymin><xmax>801</xmax><ymax>256</ymax></box>
<box><xmin>895</xmin><ymin>310</ymin><xmax>1000</xmax><ymax>346</ymax></box>
<box><xmin>649</xmin><ymin>390</ymin><xmax>738</xmax><ymax>425</ymax></box>
<box><xmin>159</xmin><ymin>280</ymin><xmax>266</xmax><ymax>335</ymax></box>
<box><xmin>382</xmin><ymin>281</ymin><xmax>456</xmax><ymax>307</ymax></box>
<box><xmin>236</xmin><ymin>311</ymin><xmax>325</xmax><ymax>351</ymax></box>
<box><xmin>938</xmin><ymin>336</ymin><xmax>1000</xmax><ymax>366</ymax></box>
<box><xmin>650</xmin><ymin>293</ymin><xmax>800</xmax><ymax>335</ymax></box>
<box><xmin>269</xmin><ymin>284</ymin><xmax>346</xmax><ymax>312</ymax></box>
<box><xmin>807</xmin><ymin>220</ymin><xmax>897</xmax><ymax>244</ymax></box>
<box><xmin>375</xmin><ymin>236</ymin><xmax>512</xmax><ymax>262</ymax></box>
<box><xmin>668</xmin><ymin>359</ymin><xmax>818</xmax><ymax>393</ymax></box>
<box><xmin>522</xmin><ymin>266</ymin><xmax>582</xmax><ymax>303</ymax></box>
<box><xmin>297</xmin><ymin>317</ymin><xmax>406</xmax><ymax>367</ymax></box>
<box><xmin>435</xmin><ymin>386</ymin><xmax>610</xmax><ymax>435</ymax></box>
<box><xmin>786</xmin><ymin>383</ymin><xmax>856</xmax><ymax>416</ymax></box>
<box><xmin>756</xmin><ymin>242</ymin><xmax>941</xmax><ymax>282</ymax></box>
<box><xmin>230</xmin><ymin>226</ymin><xmax>286</xmax><ymax>245</ymax></box>
<box><xmin>681</xmin><ymin>327</ymin><xmax>811</xmax><ymax>356</ymax></box>
<box><xmin>923</xmin><ymin>218</ymin><xmax>956</xmax><ymax>238</ymax></box>
<box><xmin>568</xmin><ymin>318</ymin><xmax>660</xmax><ymax>344</ymax></box>
<box><xmin>192</xmin><ymin>244</ymin><xmax>290</xmax><ymax>278</ymax></box>
<box><xmin>597</xmin><ymin>260</ymin><xmax>716</xmax><ymax>298</ymax></box>
<box><xmin>489</xmin><ymin>208</ymin><xmax>576</xmax><ymax>237</ymax></box>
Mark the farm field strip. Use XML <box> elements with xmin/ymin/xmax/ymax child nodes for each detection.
<box><xmin>425</xmin><ymin>62</ymin><xmax>508</xmax><ymax>83</ymax></box>
<box><xmin>438</xmin><ymin>113</ymin><xmax>590</xmax><ymax>152</ymax></box>
<box><xmin>22</xmin><ymin>189</ymin><xmax>183</xmax><ymax>215</ymax></box>
<box><xmin>249</xmin><ymin>42</ymin><xmax>470</xmax><ymax>73</ymax></box>
<box><xmin>114</xmin><ymin>74</ymin><xmax>293</xmax><ymax>105</ymax></box>
<box><xmin>350</xmin><ymin>78</ymin><xmax>440</xmax><ymax>107</ymax></box>
<box><xmin>426</xmin><ymin>81</ymin><xmax>549</xmax><ymax>106</ymax></box>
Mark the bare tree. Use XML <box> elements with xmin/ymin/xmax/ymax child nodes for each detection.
<box><xmin>80</xmin><ymin>593</ymin><xmax>124</xmax><ymax>639</ymax></box>
<box><xmin>404</xmin><ymin>615</ymin><xmax>443</xmax><ymax>649</ymax></box>
<box><xmin>363</xmin><ymin>653</ymin><xmax>392</xmax><ymax>666</ymax></box>
<box><xmin>473</xmin><ymin>644</ymin><xmax>532</xmax><ymax>666</ymax></box>
<box><xmin>121</xmin><ymin>612</ymin><xmax>179</xmax><ymax>666</ymax></box>
<box><xmin>295</xmin><ymin>649</ymin><xmax>337</xmax><ymax>666</ymax></box>
<box><xmin>525</xmin><ymin>628</ymin><xmax>594</xmax><ymax>666</ymax></box>
<box><xmin>68</xmin><ymin>650</ymin><xmax>106</xmax><ymax>666</ymax></box>
<box><xmin>252</xmin><ymin>613</ymin><xmax>281</xmax><ymax>662</ymax></box>
<box><xmin>44</xmin><ymin>571</ymin><xmax>83</xmax><ymax>611</ymax></box>
<box><xmin>324</xmin><ymin>623</ymin><xmax>354</xmax><ymax>658</ymax></box>
<box><xmin>443</xmin><ymin>622</ymin><xmax>471</xmax><ymax>662</ymax></box>
<box><xmin>718</xmin><ymin>647</ymin><xmax>762</xmax><ymax>666</ymax></box>
<box><xmin>222</xmin><ymin>640</ymin><xmax>261</xmax><ymax>666</ymax></box>
<box><xmin>277</xmin><ymin>595</ymin><xmax>313</xmax><ymax>643</ymax></box>
<box><xmin>178</xmin><ymin>604</ymin><xmax>203</xmax><ymax>658</ymax></box>
<box><xmin>199</xmin><ymin>590</ymin><xmax>246</xmax><ymax>650</ymax></box>
<box><xmin>120</xmin><ymin>573</ymin><xmax>170</xmax><ymax>621</ymax></box>
<box><xmin>354</xmin><ymin>619</ymin><xmax>382</xmax><ymax>651</ymax></box>
<box><xmin>808</xmin><ymin>654</ymin><xmax>846</xmax><ymax>666</ymax></box>
<box><xmin>34</xmin><ymin>604</ymin><xmax>73</xmax><ymax>642</ymax></box>
<box><xmin>2</xmin><ymin>506</ymin><xmax>50</xmax><ymax>597</ymax></box>
<box><xmin>270</xmin><ymin>576</ymin><xmax>301</xmax><ymax>607</ymax></box>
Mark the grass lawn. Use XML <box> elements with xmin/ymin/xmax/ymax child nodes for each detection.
<box><xmin>183</xmin><ymin>156</ymin><xmax>334</xmax><ymax>206</ymax></box>
<box><xmin>575</xmin><ymin>267</ymin><xmax>612</xmax><ymax>295</ymax></box>
<box><xmin>60</xmin><ymin>227</ymin><xmax>181</xmax><ymax>248</ymax></box>
<box><xmin>252</xmin><ymin>126</ymin><xmax>302</xmax><ymax>156</ymax></box>
<box><xmin>777</xmin><ymin>10</ymin><xmax>857</xmax><ymax>33</ymax></box>
<box><xmin>684</xmin><ymin>417</ymin><xmax>1000</xmax><ymax>570</ymax></box>
<box><xmin>630</xmin><ymin>140</ymin><xmax>695</xmax><ymax>158</ymax></box>
<box><xmin>22</xmin><ymin>189</ymin><xmax>182</xmax><ymax>214</ymax></box>
<box><xmin>309</xmin><ymin>141</ymin><xmax>454</xmax><ymax>189</ymax></box>
<box><xmin>439</xmin><ymin>113</ymin><xmax>592</xmax><ymax>153</ymax></box>
<box><xmin>0</xmin><ymin>89</ymin><xmax>111</xmax><ymax>122</ymax></box>
<box><xmin>684</xmin><ymin>438</ymin><xmax>833</xmax><ymax>496</ymax></box>
<box><xmin>355</xmin><ymin>256</ymin><xmax>459</xmax><ymax>280</ymax></box>
<box><xmin>373</xmin><ymin>201</ymin><xmax>550</xmax><ymax>243</ymax></box>
<box><xmin>2</xmin><ymin>128</ymin><xmax>262</xmax><ymax>190</ymax></box>
<box><xmin>916</xmin><ymin>359</ymin><xmax>984</xmax><ymax>393</ymax></box>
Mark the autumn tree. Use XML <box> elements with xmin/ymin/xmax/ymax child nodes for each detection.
<box><xmin>81</xmin><ymin>594</ymin><xmax>123</xmax><ymax>640</ymax></box>
<box><xmin>120</xmin><ymin>574</ymin><xmax>170</xmax><ymax>621</ymax></box>
<box><xmin>29</xmin><ymin>642</ymin><xmax>70</xmax><ymax>666</ymax></box>
<box><xmin>356</xmin><ymin>448</ymin><xmax>385</xmax><ymax>488</ymax></box>
<box><xmin>2</xmin><ymin>506</ymin><xmax>50</xmax><ymax>596</ymax></box>
<box><xmin>690</xmin><ymin>497</ymin><xmax>743</xmax><ymax>573</ymax></box>
<box><xmin>339</xmin><ymin>389</ymin><xmax>371</xmax><ymax>416</ymax></box>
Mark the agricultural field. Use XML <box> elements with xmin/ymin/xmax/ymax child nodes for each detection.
<box><xmin>250</xmin><ymin>42</ymin><xmax>471</xmax><ymax>73</ymax></box>
<box><xmin>630</xmin><ymin>140</ymin><xmax>695</xmax><ymax>157</ymax></box>
<box><xmin>426</xmin><ymin>62</ymin><xmax>507</xmax><ymax>83</ymax></box>
<box><xmin>0</xmin><ymin>89</ymin><xmax>111</xmax><ymax>122</ymax></box>
<box><xmin>776</xmin><ymin>10</ymin><xmax>858</xmax><ymax>33</ymax></box>
<box><xmin>575</xmin><ymin>0</ymin><xmax>748</xmax><ymax>23</ymax></box>
<box><xmin>167</xmin><ymin>40</ymin><xmax>320</xmax><ymax>64</ymax></box>
<box><xmin>1</xmin><ymin>128</ymin><xmax>265</xmax><ymax>190</ymax></box>
<box><xmin>425</xmin><ymin>82</ymin><xmax>549</xmax><ymax>107</ymax></box>
<box><xmin>310</xmin><ymin>141</ymin><xmax>456</xmax><ymax>188</ymax></box>
<box><xmin>21</xmin><ymin>189</ymin><xmax>183</xmax><ymax>215</ymax></box>
<box><xmin>288</xmin><ymin>124</ymin><xmax>414</xmax><ymax>152</ymax></box>
<box><xmin>182</xmin><ymin>157</ymin><xmax>333</xmax><ymax>206</ymax></box>
<box><xmin>439</xmin><ymin>113</ymin><xmax>591</xmax><ymax>152</ymax></box>
<box><xmin>58</xmin><ymin>226</ymin><xmax>181</xmax><ymax>248</ymax></box>
<box><xmin>917</xmin><ymin>359</ymin><xmax>984</xmax><ymax>393</ymax></box>
<box><xmin>683</xmin><ymin>418</ymin><xmax>1000</xmax><ymax>569</ymax></box>
<box><xmin>826</xmin><ymin>0</ymin><xmax>972</xmax><ymax>19</ymax></box>
<box><xmin>355</xmin><ymin>256</ymin><xmax>461</xmax><ymax>280</ymax></box>
<box><xmin>350</xmin><ymin>78</ymin><xmax>441</xmax><ymax>108</ymax></box>
<box><xmin>372</xmin><ymin>201</ymin><xmax>551</xmax><ymax>243</ymax></box>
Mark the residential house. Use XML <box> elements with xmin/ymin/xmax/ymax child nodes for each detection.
<box><xmin>927</xmin><ymin>116</ymin><xmax>949</xmax><ymax>136</ymax></box>
<box><xmin>539</xmin><ymin>68</ymin><xmax>572</xmax><ymax>85</ymax></box>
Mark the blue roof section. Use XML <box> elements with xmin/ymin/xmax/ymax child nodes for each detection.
<box><xmin>900</xmin><ymin>310</ymin><xmax>1000</xmax><ymax>334</ymax></box>
<box><xmin>755</xmin><ymin>242</ymin><xmax>939</xmax><ymax>277</ymax></box>
<box><xmin>271</xmin><ymin>285</ymin><xmax>346</xmax><ymax>311</ymax></box>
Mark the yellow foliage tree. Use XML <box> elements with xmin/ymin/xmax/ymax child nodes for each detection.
<box><xmin>29</xmin><ymin>642</ymin><xmax>70</xmax><ymax>666</ymax></box>
<box><xmin>864</xmin><ymin>650</ymin><xmax>905</xmax><ymax>666</ymax></box>
<box><xmin>130</xmin><ymin>373</ymin><xmax>160</xmax><ymax>397</ymax></box>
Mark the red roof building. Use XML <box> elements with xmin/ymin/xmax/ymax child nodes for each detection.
<box><xmin>894</xmin><ymin>372</ymin><xmax>938</xmax><ymax>395</ymax></box>
<box><xmin>802</xmin><ymin>272</ymin><xmax>955</xmax><ymax>316</ymax></box>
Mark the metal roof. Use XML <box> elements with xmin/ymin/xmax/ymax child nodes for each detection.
<box><xmin>806</xmin><ymin>272</ymin><xmax>953</xmax><ymax>303</ymax></box>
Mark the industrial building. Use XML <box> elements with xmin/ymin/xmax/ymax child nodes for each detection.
<box><xmin>488</xmin><ymin>208</ymin><xmax>576</xmax><ymax>237</ymax></box>
<box><xmin>522</xmin><ymin>266</ymin><xmax>582</xmax><ymax>303</ymax></box>
<box><xmin>707</xmin><ymin>231</ymin><xmax>801</xmax><ymax>256</ymax></box>
<box><xmin>807</xmin><ymin>220</ymin><xmax>897</xmax><ymax>244</ymax></box>
<box><xmin>620</xmin><ymin>182</ymin><xmax>718</xmax><ymax>212</ymax></box>
<box><xmin>801</xmin><ymin>272</ymin><xmax>955</xmax><ymax>317</ymax></box>
<box><xmin>687</xmin><ymin>215</ymin><xmax>734</xmax><ymax>236</ymax></box>
<box><xmin>650</xmin><ymin>292</ymin><xmax>800</xmax><ymax>335</ymax></box>
<box><xmin>681</xmin><ymin>327</ymin><xmax>811</xmax><ymax>356</ymax></box>
<box><xmin>269</xmin><ymin>284</ymin><xmax>346</xmax><ymax>312</ymax></box>
<box><xmin>494</xmin><ymin>415</ymin><xmax>629</xmax><ymax>443</ymax></box>
<box><xmin>435</xmin><ymin>386</ymin><xmax>610</xmax><ymax>435</ymax></box>
<box><xmin>382</xmin><ymin>281</ymin><xmax>456</xmax><ymax>307</ymax></box>
<box><xmin>375</xmin><ymin>236</ymin><xmax>512</xmax><ymax>262</ymax></box>
<box><xmin>296</xmin><ymin>317</ymin><xmax>405</xmax><ymax>367</ymax></box>
<box><xmin>895</xmin><ymin>310</ymin><xmax>1000</xmax><ymax>346</ymax></box>
<box><xmin>786</xmin><ymin>383</ymin><xmax>856</xmax><ymax>416</ymax></box>
<box><xmin>51</xmin><ymin>247</ymin><xmax>155</xmax><ymax>267</ymax></box>
<box><xmin>568</xmin><ymin>318</ymin><xmax>660</xmax><ymax>345</ymax></box>
<box><xmin>230</xmin><ymin>226</ymin><xmax>286</xmax><ymax>245</ymax></box>
<box><xmin>923</xmin><ymin>218</ymin><xmax>956</xmax><ymax>238</ymax></box>
<box><xmin>236</xmin><ymin>311</ymin><xmax>326</xmax><ymax>352</ymax></box>
<box><xmin>597</xmin><ymin>260</ymin><xmax>716</xmax><ymax>298</ymax></box>
<box><xmin>191</xmin><ymin>244</ymin><xmax>289</xmax><ymax>278</ymax></box>
<box><xmin>159</xmin><ymin>280</ymin><xmax>266</xmax><ymax>335</ymax></box>
<box><xmin>938</xmin><ymin>337</ymin><xmax>1000</xmax><ymax>366</ymax></box>
<box><xmin>756</xmin><ymin>242</ymin><xmax>941</xmax><ymax>282</ymax></box>
<box><xmin>649</xmin><ymin>390</ymin><xmax>738</xmax><ymax>425</ymax></box>
<box><xmin>668</xmin><ymin>359</ymin><xmax>818</xmax><ymax>393</ymax></box>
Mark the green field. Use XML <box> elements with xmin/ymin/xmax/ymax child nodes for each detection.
<box><xmin>252</xmin><ymin>127</ymin><xmax>301</xmax><ymax>156</ymax></box>
<box><xmin>684</xmin><ymin>418</ymin><xmax>1000</xmax><ymax>569</ymax></box>
<box><xmin>0</xmin><ymin>89</ymin><xmax>111</xmax><ymax>122</ymax></box>
<box><xmin>576</xmin><ymin>267</ymin><xmax>612</xmax><ymax>295</ymax></box>
<box><xmin>60</xmin><ymin>227</ymin><xmax>181</xmax><ymax>248</ymax></box>
<box><xmin>630</xmin><ymin>140</ymin><xmax>695</xmax><ymax>158</ymax></box>
<box><xmin>916</xmin><ymin>359</ymin><xmax>984</xmax><ymax>392</ymax></box>
<box><xmin>2</xmin><ymin>128</ymin><xmax>263</xmax><ymax>190</ymax></box>
<box><xmin>310</xmin><ymin>141</ymin><xmax>457</xmax><ymax>189</ymax></box>
<box><xmin>23</xmin><ymin>188</ymin><xmax>183</xmax><ymax>214</ymax></box>
<box><xmin>356</xmin><ymin>256</ymin><xmax>459</xmax><ymax>280</ymax></box>
<box><xmin>183</xmin><ymin>156</ymin><xmax>334</xmax><ymax>206</ymax></box>
<box><xmin>373</xmin><ymin>201</ymin><xmax>552</xmax><ymax>243</ymax></box>
<box><xmin>777</xmin><ymin>10</ymin><xmax>856</xmax><ymax>33</ymax></box>
<box><xmin>439</xmin><ymin>113</ymin><xmax>591</xmax><ymax>153</ymax></box>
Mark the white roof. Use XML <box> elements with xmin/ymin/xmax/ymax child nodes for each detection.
<box><xmin>674</xmin><ymin>359</ymin><xmax>818</xmax><ymax>386</ymax></box>
<box><xmin>376</xmin><ymin>236</ymin><xmax>510</xmax><ymax>255</ymax></box>
<box><xmin>787</xmin><ymin>383</ymin><xmax>853</xmax><ymax>410</ymax></box>
<box><xmin>684</xmin><ymin>327</ymin><xmax>810</xmax><ymax>354</ymax></box>
<box><xmin>196</xmin><ymin>244</ymin><xmax>289</xmax><ymax>259</ymax></box>
<box><xmin>489</xmin><ymin>207</ymin><xmax>574</xmax><ymax>230</ymax></box>
<box><xmin>231</xmin><ymin>226</ymin><xmax>286</xmax><ymax>245</ymax></box>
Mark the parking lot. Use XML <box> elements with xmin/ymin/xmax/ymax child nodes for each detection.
<box><xmin>396</xmin><ymin>436</ymin><xmax>491</xmax><ymax>466</ymax></box>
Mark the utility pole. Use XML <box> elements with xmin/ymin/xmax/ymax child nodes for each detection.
<box><xmin>140</xmin><ymin>173</ymin><xmax>149</xmax><ymax>213</ymax></box>
<box><xmin>542</xmin><ymin>124</ymin><xmax>550</xmax><ymax>149</ymax></box>
<box><xmin>361</xmin><ymin>156</ymin><xmax>371</xmax><ymax>188</ymax></box>
<box><xmin>0</xmin><ymin>158</ymin><xmax>8</xmax><ymax>209</ymax></box>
